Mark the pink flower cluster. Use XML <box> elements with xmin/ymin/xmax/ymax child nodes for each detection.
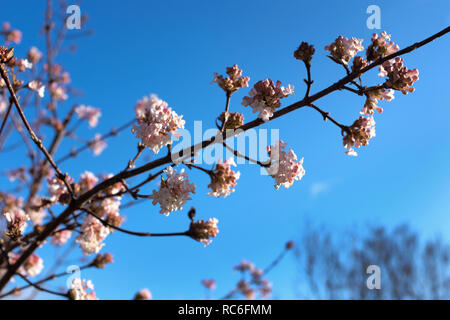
<box><xmin>201</xmin><ymin>279</ymin><xmax>216</xmax><ymax>290</ymax></box>
<box><xmin>379</xmin><ymin>57</ymin><xmax>419</xmax><ymax>94</ymax></box>
<box><xmin>134</xmin><ymin>288</ymin><xmax>152</xmax><ymax>300</ymax></box>
<box><xmin>76</xmin><ymin>215</ymin><xmax>110</xmax><ymax>255</ymax></box>
<box><xmin>27</xmin><ymin>196</ymin><xmax>47</xmax><ymax>225</ymax></box>
<box><xmin>343</xmin><ymin>116</ymin><xmax>376</xmax><ymax>156</ymax></box>
<box><xmin>79</xmin><ymin>171</ymin><xmax>99</xmax><ymax>192</ymax></box>
<box><xmin>189</xmin><ymin>217</ymin><xmax>219</xmax><ymax>247</ymax></box>
<box><xmin>293</xmin><ymin>41</ymin><xmax>315</xmax><ymax>64</ymax></box>
<box><xmin>45</xmin><ymin>64</ymin><xmax>71</xmax><ymax>102</ymax></box>
<box><xmin>99</xmin><ymin>197</ymin><xmax>123</xmax><ymax>227</ymax></box>
<box><xmin>2</xmin><ymin>22</ymin><xmax>22</xmax><ymax>44</ymax></box>
<box><xmin>211</xmin><ymin>64</ymin><xmax>250</xmax><ymax>94</ymax></box>
<box><xmin>149</xmin><ymin>166</ymin><xmax>195</xmax><ymax>215</ymax></box>
<box><xmin>9</xmin><ymin>253</ymin><xmax>44</xmax><ymax>278</ymax></box>
<box><xmin>361</xmin><ymin>88</ymin><xmax>395</xmax><ymax>115</ymax></box>
<box><xmin>75</xmin><ymin>105</ymin><xmax>101</xmax><ymax>128</ymax></box>
<box><xmin>51</xmin><ymin>230</ymin><xmax>73</xmax><ymax>246</ymax></box>
<box><xmin>367</xmin><ymin>31</ymin><xmax>399</xmax><ymax>61</ymax></box>
<box><xmin>27</xmin><ymin>80</ymin><xmax>45</xmax><ymax>98</ymax></box>
<box><xmin>266</xmin><ymin>140</ymin><xmax>305</xmax><ymax>190</ymax></box>
<box><xmin>27</xmin><ymin>46</ymin><xmax>43</xmax><ymax>63</ymax></box>
<box><xmin>69</xmin><ymin>278</ymin><xmax>98</xmax><ymax>300</ymax></box>
<box><xmin>132</xmin><ymin>94</ymin><xmax>185</xmax><ymax>153</ymax></box>
<box><xmin>218</xmin><ymin>111</ymin><xmax>244</xmax><ymax>130</ymax></box>
<box><xmin>18</xmin><ymin>59</ymin><xmax>32</xmax><ymax>72</ymax></box>
<box><xmin>22</xmin><ymin>254</ymin><xmax>44</xmax><ymax>277</ymax></box>
<box><xmin>89</xmin><ymin>133</ymin><xmax>107</xmax><ymax>156</ymax></box>
<box><xmin>47</xmin><ymin>176</ymin><xmax>72</xmax><ymax>203</ymax></box>
<box><xmin>1</xmin><ymin>194</ymin><xmax>32</xmax><ymax>238</ymax></box>
<box><xmin>208</xmin><ymin>158</ymin><xmax>240</xmax><ymax>198</ymax></box>
<box><xmin>0</xmin><ymin>95</ymin><xmax>7</xmax><ymax>113</ymax></box>
<box><xmin>93</xmin><ymin>253</ymin><xmax>114</xmax><ymax>268</ymax></box>
<box><xmin>49</xmin><ymin>82</ymin><xmax>68</xmax><ymax>101</ymax></box>
<box><xmin>75</xmin><ymin>172</ymin><xmax>124</xmax><ymax>254</ymax></box>
<box><xmin>242</xmin><ymin>79</ymin><xmax>294</xmax><ymax>122</ymax></box>
<box><xmin>3</xmin><ymin>205</ymin><xmax>29</xmax><ymax>239</ymax></box>
<box><xmin>325</xmin><ymin>36</ymin><xmax>364</xmax><ymax>64</ymax></box>
<box><xmin>234</xmin><ymin>260</ymin><xmax>272</xmax><ymax>299</ymax></box>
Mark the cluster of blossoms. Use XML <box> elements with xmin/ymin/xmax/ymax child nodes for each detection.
<box><xmin>218</xmin><ymin>111</ymin><xmax>244</xmax><ymax>130</ymax></box>
<box><xmin>321</xmin><ymin>32</ymin><xmax>417</xmax><ymax>156</ymax></box>
<box><xmin>343</xmin><ymin>116</ymin><xmax>376</xmax><ymax>156</ymax></box>
<box><xmin>242</xmin><ymin>79</ymin><xmax>294</xmax><ymax>122</ymax></box>
<box><xmin>132</xmin><ymin>94</ymin><xmax>185</xmax><ymax>153</ymax></box>
<box><xmin>361</xmin><ymin>88</ymin><xmax>395</xmax><ymax>115</ymax></box>
<box><xmin>325</xmin><ymin>36</ymin><xmax>364</xmax><ymax>64</ymax></box>
<box><xmin>18</xmin><ymin>58</ymin><xmax>32</xmax><ymax>72</ymax></box>
<box><xmin>233</xmin><ymin>260</ymin><xmax>272</xmax><ymax>299</ymax></box>
<box><xmin>0</xmin><ymin>94</ymin><xmax>7</xmax><ymax>113</ymax></box>
<box><xmin>27</xmin><ymin>196</ymin><xmax>47</xmax><ymax>225</ymax></box>
<box><xmin>1</xmin><ymin>22</ymin><xmax>22</xmax><ymax>44</ymax></box>
<box><xmin>188</xmin><ymin>217</ymin><xmax>219</xmax><ymax>247</ymax></box>
<box><xmin>49</xmin><ymin>82</ymin><xmax>68</xmax><ymax>101</ymax></box>
<box><xmin>351</xmin><ymin>56</ymin><xmax>368</xmax><ymax>73</ymax></box>
<box><xmin>378</xmin><ymin>57</ymin><xmax>419</xmax><ymax>94</ymax></box>
<box><xmin>149</xmin><ymin>166</ymin><xmax>196</xmax><ymax>215</ymax></box>
<box><xmin>75</xmin><ymin>172</ymin><xmax>124</xmax><ymax>254</ymax></box>
<box><xmin>22</xmin><ymin>254</ymin><xmax>44</xmax><ymax>277</ymax></box>
<box><xmin>27</xmin><ymin>46</ymin><xmax>42</xmax><ymax>63</ymax></box>
<box><xmin>367</xmin><ymin>31</ymin><xmax>400</xmax><ymax>61</ymax></box>
<box><xmin>51</xmin><ymin>230</ymin><xmax>73</xmax><ymax>246</ymax></box>
<box><xmin>45</xmin><ymin>63</ymin><xmax>71</xmax><ymax>104</ymax></box>
<box><xmin>201</xmin><ymin>279</ymin><xmax>216</xmax><ymax>290</ymax></box>
<box><xmin>93</xmin><ymin>253</ymin><xmax>114</xmax><ymax>269</ymax></box>
<box><xmin>211</xmin><ymin>64</ymin><xmax>250</xmax><ymax>94</ymax></box>
<box><xmin>76</xmin><ymin>215</ymin><xmax>110</xmax><ymax>255</ymax></box>
<box><xmin>6</xmin><ymin>166</ymin><xmax>27</xmax><ymax>183</ymax></box>
<box><xmin>47</xmin><ymin>176</ymin><xmax>72</xmax><ymax>203</ymax></box>
<box><xmin>1</xmin><ymin>194</ymin><xmax>29</xmax><ymax>239</ymax></box>
<box><xmin>79</xmin><ymin>171</ymin><xmax>99</xmax><ymax>192</ymax></box>
<box><xmin>266</xmin><ymin>140</ymin><xmax>305</xmax><ymax>190</ymax></box>
<box><xmin>69</xmin><ymin>278</ymin><xmax>98</xmax><ymax>300</ymax></box>
<box><xmin>27</xmin><ymin>80</ymin><xmax>45</xmax><ymax>98</ymax></box>
<box><xmin>89</xmin><ymin>133</ymin><xmax>107</xmax><ymax>156</ymax></box>
<box><xmin>207</xmin><ymin>158</ymin><xmax>240</xmax><ymax>198</ymax></box>
<box><xmin>293</xmin><ymin>41</ymin><xmax>315</xmax><ymax>64</ymax></box>
<box><xmin>133</xmin><ymin>288</ymin><xmax>152</xmax><ymax>300</ymax></box>
<box><xmin>75</xmin><ymin>105</ymin><xmax>102</xmax><ymax>128</ymax></box>
<box><xmin>3</xmin><ymin>207</ymin><xmax>29</xmax><ymax>239</ymax></box>
<box><xmin>9</xmin><ymin>253</ymin><xmax>44</xmax><ymax>278</ymax></box>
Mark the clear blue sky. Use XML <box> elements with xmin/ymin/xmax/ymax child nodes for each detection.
<box><xmin>1</xmin><ymin>0</ymin><xmax>450</xmax><ymax>299</ymax></box>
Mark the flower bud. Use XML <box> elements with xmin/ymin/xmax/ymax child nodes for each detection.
<box><xmin>293</xmin><ymin>42</ymin><xmax>315</xmax><ymax>64</ymax></box>
<box><xmin>218</xmin><ymin>112</ymin><xmax>244</xmax><ymax>130</ymax></box>
<box><xmin>93</xmin><ymin>253</ymin><xmax>114</xmax><ymax>268</ymax></box>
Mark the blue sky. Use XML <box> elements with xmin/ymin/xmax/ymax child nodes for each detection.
<box><xmin>1</xmin><ymin>0</ymin><xmax>450</xmax><ymax>299</ymax></box>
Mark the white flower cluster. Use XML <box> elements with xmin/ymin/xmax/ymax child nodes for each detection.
<box><xmin>76</xmin><ymin>215</ymin><xmax>110</xmax><ymax>255</ymax></box>
<box><xmin>266</xmin><ymin>140</ymin><xmax>305</xmax><ymax>190</ymax></box>
<box><xmin>132</xmin><ymin>94</ymin><xmax>185</xmax><ymax>153</ymax></box>
<box><xmin>69</xmin><ymin>278</ymin><xmax>98</xmax><ymax>300</ymax></box>
<box><xmin>149</xmin><ymin>166</ymin><xmax>195</xmax><ymax>216</ymax></box>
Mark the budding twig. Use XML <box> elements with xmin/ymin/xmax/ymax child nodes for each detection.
<box><xmin>0</xmin><ymin>64</ymin><xmax>73</xmax><ymax>197</ymax></box>
<box><xmin>82</xmin><ymin>208</ymin><xmax>189</xmax><ymax>238</ymax></box>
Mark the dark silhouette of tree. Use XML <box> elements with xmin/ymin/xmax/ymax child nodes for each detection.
<box><xmin>294</xmin><ymin>223</ymin><xmax>450</xmax><ymax>299</ymax></box>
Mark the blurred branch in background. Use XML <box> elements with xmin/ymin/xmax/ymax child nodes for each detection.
<box><xmin>294</xmin><ymin>222</ymin><xmax>450</xmax><ymax>299</ymax></box>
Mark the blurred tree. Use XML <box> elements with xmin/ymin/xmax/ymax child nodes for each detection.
<box><xmin>294</xmin><ymin>223</ymin><xmax>450</xmax><ymax>299</ymax></box>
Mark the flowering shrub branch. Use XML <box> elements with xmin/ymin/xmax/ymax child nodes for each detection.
<box><xmin>0</xmin><ymin>2</ymin><xmax>448</xmax><ymax>299</ymax></box>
